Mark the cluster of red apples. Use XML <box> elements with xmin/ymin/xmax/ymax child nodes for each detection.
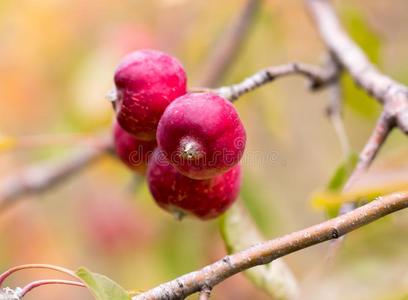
<box><xmin>112</xmin><ymin>50</ymin><xmax>246</xmax><ymax>220</ymax></box>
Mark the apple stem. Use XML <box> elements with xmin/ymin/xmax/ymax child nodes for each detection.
<box><xmin>173</xmin><ymin>210</ymin><xmax>186</xmax><ymax>221</ymax></box>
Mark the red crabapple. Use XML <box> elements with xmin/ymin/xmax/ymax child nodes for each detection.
<box><xmin>114</xmin><ymin>49</ymin><xmax>187</xmax><ymax>140</ymax></box>
<box><xmin>113</xmin><ymin>121</ymin><xmax>156</xmax><ymax>173</ymax></box>
<box><xmin>147</xmin><ymin>149</ymin><xmax>242</xmax><ymax>220</ymax></box>
<box><xmin>157</xmin><ymin>92</ymin><xmax>246</xmax><ymax>180</ymax></box>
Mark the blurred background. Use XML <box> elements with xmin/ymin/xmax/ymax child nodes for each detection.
<box><xmin>0</xmin><ymin>0</ymin><xmax>408</xmax><ymax>299</ymax></box>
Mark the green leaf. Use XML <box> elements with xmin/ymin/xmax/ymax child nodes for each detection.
<box><xmin>327</xmin><ymin>152</ymin><xmax>359</xmax><ymax>192</ymax></box>
<box><xmin>326</xmin><ymin>152</ymin><xmax>359</xmax><ymax>220</ymax></box>
<box><xmin>220</xmin><ymin>202</ymin><xmax>298</xmax><ymax>300</ymax></box>
<box><xmin>342</xmin><ymin>75</ymin><xmax>381</xmax><ymax>118</ymax></box>
<box><xmin>340</xmin><ymin>5</ymin><xmax>382</xmax><ymax>118</ymax></box>
<box><xmin>341</xmin><ymin>6</ymin><xmax>382</xmax><ymax>63</ymax></box>
<box><xmin>310</xmin><ymin>152</ymin><xmax>358</xmax><ymax>218</ymax></box>
<box><xmin>76</xmin><ymin>267</ymin><xmax>131</xmax><ymax>300</ymax></box>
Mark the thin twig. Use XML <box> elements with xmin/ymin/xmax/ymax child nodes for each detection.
<box><xmin>133</xmin><ymin>191</ymin><xmax>408</xmax><ymax>300</ymax></box>
<box><xmin>216</xmin><ymin>61</ymin><xmax>338</xmax><ymax>101</ymax></box>
<box><xmin>198</xmin><ymin>287</ymin><xmax>211</xmax><ymax>300</ymax></box>
<box><xmin>18</xmin><ymin>279</ymin><xmax>85</xmax><ymax>298</ymax></box>
<box><xmin>326</xmin><ymin>66</ymin><xmax>351</xmax><ymax>156</ymax></box>
<box><xmin>343</xmin><ymin>112</ymin><xmax>394</xmax><ymax>191</ymax></box>
<box><xmin>0</xmin><ymin>264</ymin><xmax>79</xmax><ymax>286</ymax></box>
<box><xmin>197</xmin><ymin>0</ymin><xmax>261</xmax><ymax>87</ymax></box>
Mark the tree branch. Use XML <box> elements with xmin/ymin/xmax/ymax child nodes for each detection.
<box><xmin>197</xmin><ymin>0</ymin><xmax>261</xmax><ymax>87</ymax></box>
<box><xmin>133</xmin><ymin>191</ymin><xmax>408</xmax><ymax>300</ymax></box>
<box><xmin>214</xmin><ymin>61</ymin><xmax>339</xmax><ymax>101</ymax></box>
<box><xmin>307</xmin><ymin>0</ymin><xmax>408</xmax><ymax>133</ymax></box>
<box><xmin>0</xmin><ymin>138</ymin><xmax>112</xmax><ymax>210</ymax></box>
<box><xmin>343</xmin><ymin>112</ymin><xmax>394</xmax><ymax>191</ymax></box>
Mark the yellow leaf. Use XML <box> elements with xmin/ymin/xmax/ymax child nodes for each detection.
<box><xmin>311</xmin><ymin>181</ymin><xmax>408</xmax><ymax>210</ymax></box>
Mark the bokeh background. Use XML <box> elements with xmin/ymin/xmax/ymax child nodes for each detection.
<box><xmin>1</xmin><ymin>0</ymin><xmax>408</xmax><ymax>299</ymax></box>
